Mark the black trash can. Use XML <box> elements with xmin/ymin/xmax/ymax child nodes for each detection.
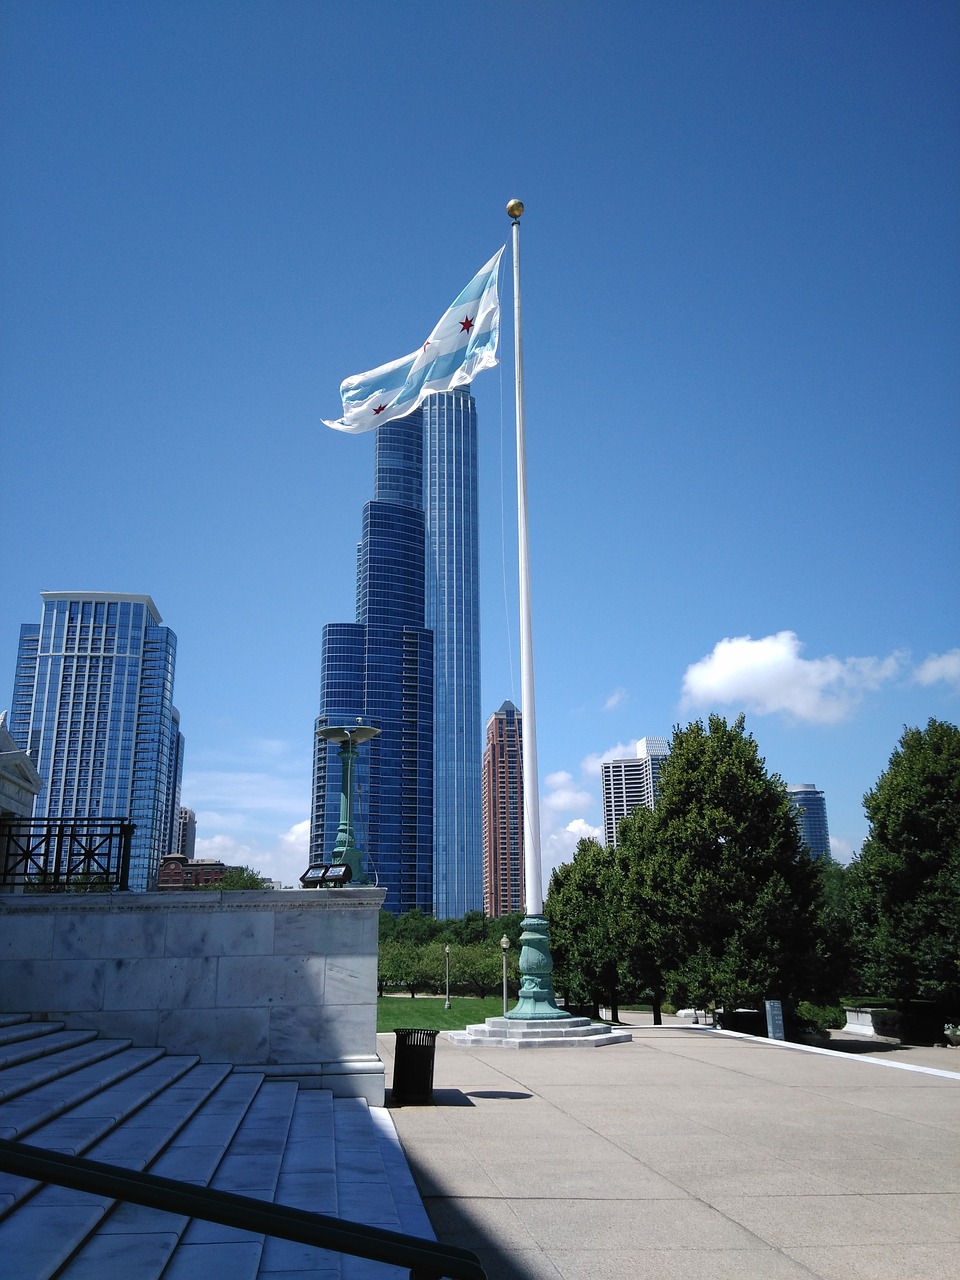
<box><xmin>392</xmin><ymin>1028</ymin><xmax>439</xmax><ymax>1104</ymax></box>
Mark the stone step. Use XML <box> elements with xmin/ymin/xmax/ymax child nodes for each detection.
<box><xmin>0</xmin><ymin>1017</ymin><xmax>440</xmax><ymax>1280</ymax></box>
<box><xmin>0</xmin><ymin>1033</ymin><xmax>127</xmax><ymax>1102</ymax></box>
<box><xmin>256</xmin><ymin>1088</ymin><xmax>341</xmax><ymax>1278</ymax></box>
<box><xmin>0</xmin><ymin>1014</ymin><xmax>32</xmax><ymax>1029</ymax></box>
<box><xmin>0</xmin><ymin>1052</ymin><xmax>205</xmax><ymax>1223</ymax></box>
<box><xmin>368</xmin><ymin>1106</ymin><xmax>435</xmax><ymax>1243</ymax></box>
<box><xmin>0</xmin><ymin>1019</ymin><xmax>68</xmax><ymax>1052</ymax></box>
<box><xmin>20</xmin><ymin>1069</ymin><xmax>263</xmax><ymax>1280</ymax></box>
<box><xmin>0</xmin><ymin>1046</ymin><xmax>165</xmax><ymax>1140</ymax></box>
<box><xmin>158</xmin><ymin>1080</ymin><xmax>300</xmax><ymax>1280</ymax></box>
<box><xmin>449</xmin><ymin>1017</ymin><xmax>633</xmax><ymax>1049</ymax></box>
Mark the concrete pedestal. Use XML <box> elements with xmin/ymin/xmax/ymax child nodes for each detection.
<box><xmin>448</xmin><ymin>1016</ymin><xmax>632</xmax><ymax>1049</ymax></box>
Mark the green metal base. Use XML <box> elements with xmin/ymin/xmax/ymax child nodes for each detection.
<box><xmin>504</xmin><ymin>914</ymin><xmax>571</xmax><ymax>1021</ymax></box>
<box><xmin>332</xmin><ymin>846</ymin><xmax>369</xmax><ymax>885</ymax></box>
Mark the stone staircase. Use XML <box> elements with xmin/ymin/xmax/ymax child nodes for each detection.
<box><xmin>0</xmin><ymin>1013</ymin><xmax>435</xmax><ymax>1279</ymax></box>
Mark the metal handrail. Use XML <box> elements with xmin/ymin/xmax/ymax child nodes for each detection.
<box><xmin>0</xmin><ymin>818</ymin><xmax>134</xmax><ymax>890</ymax></box>
<box><xmin>0</xmin><ymin>1138</ymin><xmax>485</xmax><ymax>1280</ymax></box>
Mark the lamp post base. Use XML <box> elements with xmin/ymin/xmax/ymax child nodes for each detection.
<box><xmin>504</xmin><ymin>914</ymin><xmax>570</xmax><ymax>1021</ymax></box>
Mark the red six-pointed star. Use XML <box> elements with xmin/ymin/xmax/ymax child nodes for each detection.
<box><xmin>459</xmin><ymin>314</ymin><xmax>475</xmax><ymax>333</ymax></box>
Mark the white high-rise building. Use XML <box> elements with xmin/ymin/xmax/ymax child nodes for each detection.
<box><xmin>601</xmin><ymin>736</ymin><xmax>669</xmax><ymax>848</ymax></box>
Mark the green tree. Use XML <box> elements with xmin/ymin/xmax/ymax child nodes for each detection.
<box><xmin>848</xmin><ymin>719</ymin><xmax>960</xmax><ymax>1005</ymax></box>
<box><xmin>615</xmin><ymin>806</ymin><xmax>669</xmax><ymax>1022</ymax></box>
<box><xmin>203</xmin><ymin>865</ymin><xmax>270</xmax><ymax>890</ymax></box>
<box><xmin>618</xmin><ymin>716</ymin><xmax>824</xmax><ymax>1013</ymax></box>
<box><xmin>546</xmin><ymin>838</ymin><xmax>625</xmax><ymax>1018</ymax></box>
<box><xmin>378</xmin><ymin>938</ymin><xmax>432</xmax><ymax>997</ymax></box>
<box><xmin>449</xmin><ymin>943</ymin><xmax>509</xmax><ymax>998</ymax></box>
<box><xmin>390</xmin><ymin>907</ymin><xmax>443</xmax><ymax>946</ymax></box>
<box><xmin>446</xmin><ymin>910</ymin><xmax>488</xmax><ymax>946</ymax></box>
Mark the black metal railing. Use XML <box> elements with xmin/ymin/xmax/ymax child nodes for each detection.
<box><xmin>0</xmin><ymin>1138</ymin><xmax>485</xmax><ymax>1280</ymax></box>
<box><xmin>0</xmin><ymin>819</ymin><xmax>134</xmax><ymax>891</ymax></box>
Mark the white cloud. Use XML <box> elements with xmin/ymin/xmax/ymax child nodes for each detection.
<box><xmin>194</xmin><ymin>819</ymin><xmax>309</xmax><ymax>888</ymax></box>
<box><xmin>194</xmin><ymin>833</ymin><xmax>254</xmax><ymax>862</ymax></box>
<box><xmin>542</xmin><ymin>771</ymin><xmax>594</xmax><ymax>813</ymax></box>
<box><xmin>581</xmin><ymin>741</ymin><xmax>638</xmax><ymax>776</ymax></box>
<box><xmin>829</xmin><ymin>835</ymin><xmax>857</xmax><ymax>865</ymax></box>
<box><xmin>913</xmin><ymin>648</ymin><xmax>960</xmax><ymax>691</ymax></box>
<box><xmin>183</xmin><ymin>770</ymin><xmax>307</xmax><ymax>814</ymax></box>
<box><xmin>604</xmin><ymin>687</ymin><xmax>628</xmax><ymax>711</ymax></box>
<box><xmin>278</xmin><ymin>819</ymin><xmax>310</xmax><ymax>854</ymax></box>
<box><xmin>541</xmin><ymin>816</ymin><xmax>603</xmax><ymax>883</ymax></box>
<box><xmin>680</xmin><ymin>631</ymin><xmax>903</xmax><ymax>724</ymax></box>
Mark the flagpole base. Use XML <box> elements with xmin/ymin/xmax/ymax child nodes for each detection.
<box><xmin>504</xmin><ymin>914</ymin><xmax>570</xmax><ymax>1020</ymax></box>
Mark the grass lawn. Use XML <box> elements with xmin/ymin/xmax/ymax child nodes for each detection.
<box><xmin>377</xmin><ymin>995</ymin><xmax>505</xmax><ymax>1033</ymax></box>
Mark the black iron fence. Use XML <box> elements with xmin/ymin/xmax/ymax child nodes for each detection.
<box><xmin>0</xmin><ymin>818</ymin><xmax>134</xmax><ymax>891</ymax></box>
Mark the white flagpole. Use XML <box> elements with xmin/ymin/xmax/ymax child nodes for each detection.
<box><xmin>503</xmin><ymin>200</ymin><xmax>566</xmax><ymax>1023</ymax></box>
<box><xmin>508</xmin><ymin>199</ymin><xmax>543</xmax><ymax>917</ymax></box>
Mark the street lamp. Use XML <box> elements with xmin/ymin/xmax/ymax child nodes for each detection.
<box><xmin>301</xmin><ymin>724</ymin><xmax>380</xmax><ymax>886</ymax></box>
<box><xmin>444</xmin><ymin>944</ymin><xmax>451</xmax><ymax>1010</ymax></box>
<box><xmin>500</xmin><ymin>935</ymin><xmax>510</xmax><ymax>1016</ymax></box>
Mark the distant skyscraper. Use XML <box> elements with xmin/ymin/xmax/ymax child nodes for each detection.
<box><xmin>482</xmin><ymin>700</ymin><xmax>524</xmax><ymax>917</ymax></box>
<box><xmin>311</xmin><ymin>389</ymin><xmax>484</xmax><ymax>919</ymax></box>
<box><xmin>310</xmin><ymin>414</ymin><xmax>435</xmax><ymax>914</ymax></box>
<box><xmin>786</xmin><ymin>783</ymin><xmax>831</xmax><ymax>860</ymax></box>
<box><xmin>9</xmin><ymin>592</ymin><xmax>183</xmax><ymax>891</ymax></box>
<box><xmin>423</xmin><ymin>388</ymin><xmax>483</xmax><ymax>917</ymax></box>
<box><xmin>177</xmin><ymin>806</ymin><xmax>197</xmax><ymax>860</ymax></box>
<box><xmin>601</xmin><ymin>736</ymin><xmax>669</xmax><ymax>848</ymax></box>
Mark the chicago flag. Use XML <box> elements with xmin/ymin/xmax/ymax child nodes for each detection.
<box><xmin>323</xmin><ymin>248</ymin><xmax>504</xmax><ymax>434</ymax></box>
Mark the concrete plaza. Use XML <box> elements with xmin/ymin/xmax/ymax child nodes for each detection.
<box><xmin>381</xmin><ymin>1016</ymin><xmax>960</xmax><ymax>1280</ymax></box>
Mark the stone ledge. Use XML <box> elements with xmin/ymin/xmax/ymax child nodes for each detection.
<box><xmin>0</xmin><ymin>888</ymin><xmax>385</xmax><ymax>914</ymax></box>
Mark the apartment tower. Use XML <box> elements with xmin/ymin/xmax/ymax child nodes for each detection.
<box><xmin>9</xmin><ymin>591</ymin><xmax>183</xmax><ymax>890</ymax></box>
<box><xmin>481</xmin><ymin>699</ymin><xmax>524</xmax><ymax>917</ymax></box>
<box><xmin>601</xmin><ymin>735</ymin><xmax>670</xmax><ymax>848</ymax></box>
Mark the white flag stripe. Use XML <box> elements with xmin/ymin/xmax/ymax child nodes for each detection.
<box><xmin>323</xmin><ymin>248</ymin><xmax>504</xmax><ymax>434</ymax></box>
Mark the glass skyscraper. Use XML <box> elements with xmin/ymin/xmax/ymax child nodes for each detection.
<box><xmin>311</xmin><ymin>388</ymin><xmax>484</xmax><ymax>918</ymax></box>
<box><xmin>9</xmin><ymin>592</ymin><xmax>183</xmax><ymax>891</ymax></box>
<box><xmin>311</xmin><ymin>414</ymin><xmax>435</xmax><ymax>914</ymax></box>
<box><xmin>423</xmin><ymin>388</ymin><xmax>483</xmax><ymax>917</ymax></box>
<box><xmin>786</xmin><ymin>783</ymin><xmax>831</xmax><ymax>860</ymax></box>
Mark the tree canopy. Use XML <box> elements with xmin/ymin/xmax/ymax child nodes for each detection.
<box><xmin>848</xmin><ymin>718</ymin><xmax>960</xmax><ymax>1004</ymax></box>
<box><xmin>617</xmin><ymin>715</ymin><xmax>825</xmax><ymax>1011</ymax></box>
<box><xmin>202</xmin><ymin>865</ymin><xmax>270</xmax><ymax>890</ymax></box>
<box><xmin>546</xmin><ymin>838</ymin><xmax>627</xmax><ymax>1017</ymax></box>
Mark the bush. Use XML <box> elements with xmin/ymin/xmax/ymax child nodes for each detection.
<box><xmin>796</xmin><ymin>1002</ymin><xmax>845</xmax><ymax>1032</ymax></box>
<box><xmin>870</xmin><ymin>1008</ymin><xmax>902</xmax><ymax>1038</ymax></box>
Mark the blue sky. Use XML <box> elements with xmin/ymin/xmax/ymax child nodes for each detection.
<box><xmin>2</xmin><ymin>1</ymin><xmax>958</xmax><ymax>892</ymax></box>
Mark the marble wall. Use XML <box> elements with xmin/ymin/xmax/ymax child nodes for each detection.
<box><xmin>0</xmin><ymin>887</ymin><xmax>387</xmax><ymax>1103</ymax></box>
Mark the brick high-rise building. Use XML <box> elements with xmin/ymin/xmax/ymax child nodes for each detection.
<box><xmin>482</xmin><ymin>699</ymin><xmax>524</xmax><ymax>917</ymax></box>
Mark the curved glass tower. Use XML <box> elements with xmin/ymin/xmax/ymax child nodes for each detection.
<box><xmin>311</xmin><ymin>388</ymin><xmax>484</xmax><ymax>918</ymax></box>
<box><xmin>311</xmin><ymin>413</ymin><xmax>434</xmax><ymax>914</ymax></box>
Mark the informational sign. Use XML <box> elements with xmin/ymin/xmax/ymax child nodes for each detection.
<box><xmin>765</xmin><ymin>999</ymin><xmax>785</xmax><ymax>1040</ymax></box>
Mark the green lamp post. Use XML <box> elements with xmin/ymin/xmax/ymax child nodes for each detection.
<box><xmin>315</xmin><ymin>723</ymin><xmax>380</xmax><ymax>884</ymax></box>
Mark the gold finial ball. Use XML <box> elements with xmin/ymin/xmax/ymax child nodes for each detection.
<box><xmin>506</xmin><ymin>198</ymin><xmax>524</xmax><ymax>220</ymax></box>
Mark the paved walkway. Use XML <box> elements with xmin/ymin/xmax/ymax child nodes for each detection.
<box><xmin>380</xmin><ymin>1016</ymin><xmax>960</xmax><ymax>1280</ymax></box>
